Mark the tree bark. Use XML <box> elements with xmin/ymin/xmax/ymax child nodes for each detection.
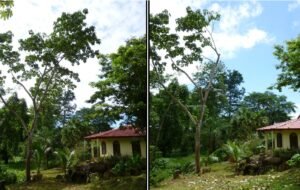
<box><xmin>195</xmin><ymin>121</ymin><xmax>201</xmax><ymax>173</ymax></box>
<box><xmin>25</xmin><ymin>132</ymin><xmax>33</xmax><ymax>182</ymax></box>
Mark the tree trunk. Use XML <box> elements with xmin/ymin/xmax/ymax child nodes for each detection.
<box><xmin>25</xmin><ymin>132</ymin><xmax>33</xmax><ymax>182</ymax></box>
<box><xmin>195</xmin><ymin>120</ymin><xmax>202</xmax><ymax>174</ymax></box>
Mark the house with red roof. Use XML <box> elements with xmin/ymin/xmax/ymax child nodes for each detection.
<box><xmin>257</xmin><ymin>117</ymin><xmax>300</xmax><ymax>150</ymax></box>
<box><xmin>84</xmin><ymin>125</ymin><xmax>146</xmax><ymax>158</ymax></box>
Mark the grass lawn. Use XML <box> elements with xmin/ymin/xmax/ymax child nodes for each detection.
<box><xmin>152</xmin><ymin>161</ymin><xmax>300</xmax><ymax>190</ymax></box>
<box><xmin>6</xmin><ymin>167</ymin><xmax>91</xmax><ymax>190</ymax></box>
<box><xmin>2</xmin><ymin>160</ymin><xmax>146</xmax><ymax>190</ymax></box>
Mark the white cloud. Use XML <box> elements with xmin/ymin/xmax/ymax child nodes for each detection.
<box><xmin>0</xmin><ymin>0</ymin><xmax>145</xmax><ymax>109</ymax></box>
<box><xmin>214</xmin><ymin>28</ymin><xmax>272</xmax><ymax>59</ymax></box>
<box><xmin>288</xmin><ymin>0</ymin><xmax>300</xmax><ymax>11</ymax></box>
<box><xmin>150</xmin><ymin>0</ymin><xmax>272</xmax><ymax>86</ymax></box>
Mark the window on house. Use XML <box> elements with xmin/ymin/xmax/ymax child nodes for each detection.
<box><xmin>101</xmin><ymin>141</ymin><xmax>106</xmax><ymax>155</ymax></box>
<box><xmin>277</xmin><ymin>133</ymin><xmax>282</xmax><ymax>148</ymax></box>
<box><xmin>113</xmin><ymin>141</ymin><xmax>121</xmax><ymax>156</ymax></box>
<box><xmin>290</xmin><ymin>133</ymin><xmax>298</xmax><ymax>149</ymax></box>
<box><xmin>131</xmin><ymin>141</ymin><xmax>141</xmax><ymax>156</ymax></box>
<box><xmin>93</xmin><ymin>146</ymin><xmax>98</xmax><ymax>157</ymax></box>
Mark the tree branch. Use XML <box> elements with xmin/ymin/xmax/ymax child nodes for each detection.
<box><xmin>152</xmin><ymin>60</ymin><xmax>197</xmax><ymax>126</ymax></box>
<box><xmin>11</xmin><ymin>73</ymin><xmax>39</xmax><ymax>111</ymax></box>
<box><xmin>37</xmin><ymin>70</ymin><xmax>57</xmax><ymax>110</ymax></box>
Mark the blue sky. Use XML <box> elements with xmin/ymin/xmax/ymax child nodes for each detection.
<box><xmin>217</xmin><ymin>1</ymin><xmax>300</xmax><ymax>117</ymax></box>
<box><xmin>151</xmin><ymin>0</ymin><xmax>300</xmax><ymax>117</ymax></box>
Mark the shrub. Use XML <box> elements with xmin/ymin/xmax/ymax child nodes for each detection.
<box><xmin>242</xmin><ymin>135</ymin><xmax>264</xmax><ymax>156</ymax></box>
<box><xmin>149</xmin><ymin>146</ymin><xmax>162</xmax><ymax>164</ymax></box>
<box><xmin>0</xmin><ymin>165</ymin><xmax>17</xmax><ymax>184</ymax></box>
<box><xmin>274</xmin><ymin>149</ymin><xmax>300</xmax><ymax>161</ymax></box>
<box><xmin>175</xmin><ymin>161</ymin><xmax>195</xmax><ymax>174</ymax></box>
<box><xmin>287</xmin><ymin>154</ymin><xmax>300</xmax><ymax>168</ymax></box>
<box><xmin>150</xmin><ymin>158</ymin><xmax>170</xmax><ymax>186</ymax></box>
<box><xmin>111</xmin><ymin>156</ymin><xmax>146</xmax><ymax>176</ymax></box>
<box><xmin>223</xmin><ymin>141</ymin><xmax>244</xmax><ymax>163</ymax></box>
<box><xmin>151</xmin><ymin>158</ymin><xmax>167</xmax><ymax>170</ymax></box>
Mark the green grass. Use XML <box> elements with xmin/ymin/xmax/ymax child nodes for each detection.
<box><xmin>2</xmin><ymin>160</ymin><xmax>146</xmax><ymax>190</ymax></box>
<box><xmin>151</xmin><ymin>153</ymin><xmax>300</xmax><ymax>189</ymax></box>
<box><xmin>152</xmin><ymin>161</ymin><xmax>300</xmax><ymax>190</ymax></box>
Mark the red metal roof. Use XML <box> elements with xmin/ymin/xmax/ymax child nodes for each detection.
<box><xmin>257</xmin><ymin>118</ymin><xmax>300</xmax><ymax>131</ymax></box>
<box><xmin>84</xmin><ymin>125</ymin><xmax>146</xmax><ymax>139</ymax></box>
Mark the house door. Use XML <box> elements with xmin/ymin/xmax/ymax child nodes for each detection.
<box><xmin>290</xmin><ymin>133</ymin><xmax>298</xmax><ymax>149</ymax></box>
<box><xmin>113</xmin><ymin>141</ymin><xmax>121</xmax><ymax>156</ymax></box>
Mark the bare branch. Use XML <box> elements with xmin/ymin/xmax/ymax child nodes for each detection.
<box><xmin>33</xmin><ymin>65</ymin><xmax>52</xmax><ymax>100</ymax></box>
<box><xmin>170</xmin><ymin>58</ymin><xmax>199</xmax><ymax>88</ymax></box>
<box><xmin>11</xmin><ymin>73</ymin><xmax>35</xmax><ymax>103</ymax></box>
<box><xmin>152</xmin><ymin>60</ymin><xmax>198</xmax><ymax>126</ymax></box>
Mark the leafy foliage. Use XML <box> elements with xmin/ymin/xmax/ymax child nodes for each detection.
<box><xmin>54</xmin><ymin>148</ymin><xmax>78</xmax><ymax>175</ymax></box>
<box><xmin>0</xmin><ymin>165</ymin><xmax>17</xmax><ymax>184</ymax></box>
<box><xmin>272</xmin><ymin>35</ymin><xmax>300</xmax><ymax>91</ymax></box>
<box><xmin>287</xmin><ymin>154</ymin><xmax>300</xmax><ymax>168</ymax></box>
<box><xmin>222</xmin><ymin>141</ymin><xmax>244</xmax><ymax>163</ymax></box>
<box><xmin>111</xmin><ymin>156</ymin><xmax>146</xmax><ymax>176</ymax></box>
<box><xmin>89</xmin><ymin>37</ymin><xmax>146</xmax><ymax>129</ymax></box>
<box><xmin>0</xmin><ymin>93</ymin><xmax>29</xmax><ymax>164</ymax></box>
<box><xmin>0</xmin><ymin>0</ymin><xmax>13</xmax><ymax>20</ymax></box>
<box><xmin>242</xmin><ymin>91</ymin><xmax>295</xmax><ymax>124</ymax></box>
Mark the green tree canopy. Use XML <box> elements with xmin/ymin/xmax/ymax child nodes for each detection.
<box><xmin>242</xmin><ymin>91</ymin><xmax>295</xmax><ymax>124</ymax></box>
<box><xmin>273</xmin><ymin>35</ymin><xmax>300</xmax><ymax>91</ymax></box>
<box><xmin>89</xmin><ymin>37</ymin><xmax>146</xmax><ymax>129</ymax></box>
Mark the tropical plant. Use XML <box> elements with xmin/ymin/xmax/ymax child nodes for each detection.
<box><xmin>287</xmin><ymin>154</ymin><xmax>300</xmax><ymax>168</ymax></box>
<box><xmin>54</xmin><ymin>148</ymin><xmax>78</xmax><ymax>175</ymax></box>
<box><xmin>223</xmin><ymin>141</ymin><xmax>244</xmax><ymax>164</ymax></box>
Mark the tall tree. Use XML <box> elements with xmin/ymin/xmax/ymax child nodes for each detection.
<box><xmin>242</xmin><ymin>91</ymin><xmax>295</xmax><ymax>124</ymax></box>
<box><xmin>0</xmin><ymin>9</ymin><xmax>100</xmax><ymax>181</ymax></box>
<box><xmin>150</xmin><ymin>7</ymin><xmax>221</xmax><ymax>173</ymax></box>
<box><xmin>61</xmin><ymin>107</ymin><xmax>112</xmax><ymax>148</ymax></box>
<box><xmin>89</xmin><ymin>37</ymin><xmax>146</xmax><ymax>129</ymax></box>
<box><xmin>224</xmin><ymin>70</ymin><xmax>245</xmax><ymax>118</ymax></box>
<box><xmin>272</xmin><ymin>35</ymin><xmax>300</xmax><ymax>91</ymax></box>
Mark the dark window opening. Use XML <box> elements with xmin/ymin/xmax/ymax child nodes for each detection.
<box><xmin>132</xmin><ymin>141</ymin><xmax>141</xmax><ymax>156</ymax></box>
<box><xmin>93</xmin><ymin>146</ymin><xmax>98</xmax><ymax>157</ymax></box>
<box><xmin>113</xmin><ymin>141</ymin><xmax>121</xmax><ymax>156</ymax></box>
<box><xmin>277</xmin><ymin>133</ymin><xmax>282</xmax><ymax>148</ymax></box>
<box><xmin>290</xmin><ymin>133</ymin><xmax>298</xmax><ymax>149</ymax></box>
<box><xmin>101</xmin><ymin>141</ymin><xmax>106</xmax><ymax>155</ymax></box>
